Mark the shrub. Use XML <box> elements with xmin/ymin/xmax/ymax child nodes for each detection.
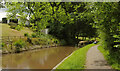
<box><xmin>53</xmin><ymin>39</ymin><xmax>59</xmax><ymax>44</ymax></box>
<box><xmin>24</xmin><ymin>33</ymin><xmax>29</xmax><ymax>37</ymax></box>
<box><xmin>15</xmin><ymin>25</ymin><xmax>21</xmax><ymax>31</ymax></box>
<box><xmin>14</xmin><ymin>40</ymin><xmax>25</xmax><ymax>53</ymax></box>
<box><xmin>8</xmin><ymin>22</ymin><xmax>17</xmax><ymax>29</ymax></box>
<box><xmin>1</xmin><ymin>42</ymin><xmax>5</xmax><ymax>47</ymax></box>
<box><xmin>32</xmin><ymin>38</ymin><xmax>49</xmax><ymax>45</ymax></box>
<box><xmin>27</xmin><ymin>37</ymin><xmax>32</xmax><ymax>44</ymax></box>
<box><xmin>24</xmin><ymin>42</ymin><xmax>30</xmax><ymax>50</ymax></box>
<box><xmin>98</xmin><ymin>46</ymin><xmax>120</xmax><ymax>70</ymax></box>
<box><xmin>0</xmin><ymin>42</ymin><xmax>5</xmax><ymax>50</ymax></box>
<box><xmin>34</xmin><ymin>39</ymin><xmax>40</xmax><ymax>45</ymax></box>
<box><xmin>31</xmin><ymin>33</ymin><xmax>37</xmax><ymax>38</ymax></box>
<box><xmin>32</xmin><ymin>38</ymin><xmax>41</xmax><ymax>45</ymax></box>
<box><xmin>14</xmin><ymin>40</ymin><xmax>25</xmax><ymax>48</ymax></box>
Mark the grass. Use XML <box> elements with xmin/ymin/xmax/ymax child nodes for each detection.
<box><xmin>0</xmin><ymin>23</ymin><xmax>33</xmax><ymax>51</ymax></box>
<box><xmin>98</xmin><ymin>45</ymin><xmax>120</xmax><ymax>70</ymax></box>
<box><xmin>1</xmin><ymin>23</ymin><xmax>33</xmax><ymax>36</ymax></box>
<box><xmin>56</xmin><ymin>44</ymin><xmax>96</xmax><ymax>70</ymax></box>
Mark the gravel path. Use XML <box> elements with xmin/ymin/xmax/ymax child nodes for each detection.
<box><xmin>85</xmin><ymin>45</ymin><xmax>112</xmax><ymax>69</ymax></box>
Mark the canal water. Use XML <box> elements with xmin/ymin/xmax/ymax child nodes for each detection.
<box><xmin>2</xmin><ymin>46</ymin><xmax>77</xmax><ymax>69</ymax></box>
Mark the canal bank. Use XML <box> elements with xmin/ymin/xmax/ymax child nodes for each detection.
<box><xmin>2</xmin><ymin>44</ymin><xmax>60</xmax><ymax>54</ymax></box>
<box><xmin>55</xmin><ymin>44</ymin><xmax>96</xmax><ymax>70</ymax></box>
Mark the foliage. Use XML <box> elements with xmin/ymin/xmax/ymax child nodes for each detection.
<box><xmin>8</xmin><ymin>22</ymin><xmax>17</xmax><ymax>29</ymax></box>
<box><xmin>8</xmin><ymin>22</ymin><xmax>23</xmax><ymax>31</ymax></box>
<box><xmin>6</xmin><ymin>2</ymin><xmax>52</xmax><ymax>32</ymax></box>
<box><xmin>32</xmin><ymin>38</ymin><xmax>40</xmax><ymax>45</ymax></box>
<box><xmin>81</xmin><ymin>3</ymin><xmax>120</xmax><ymax>58</ymax></box>
<box><xmin>6</xmin><ymin>2</ymin><xmax>97</xmax><ymax>45</ymax></box>
<box><xmin>1</xmin><ymin>43</ymin><xmax>5</xmax><ymax>50</ymax></box>
<box><xmin>31</xmin><ymin>33</ymin><xmax>37</xmax><ymax>38</ymax></box>
<box><xmin>31</xmin><ymin>33</ymin><xmax>59</xmax><ymax>45</ymax></box>
<box><xmin>32</xmin><ymin>38</ymin><xmax>45</xmax><ymax>45</ymax></box>
<box><xmin>1</xmin><ymin>42</ymin><xmax>5</xmax><ymax>47</ymax></box>
<box><xmin>14</xmin><ymin>40</ymin><xmax>25</xmax><ymax>48</ymax></box>
<box><xmin>49</xmin><ymin>19</ymin><xmax>97</xmax><ymax>45</ymax></box>
<box><xmin>14</xmin><ymin>40</ymin><xmax>25</xmax><ymax>52</ymax></box>
<box><xmin>4</xmin><ymin>2</ymin><xmax>120</xmax><ymax>69</ymax></box>
<box><xmin>98</xmin><ymin>45</ymin><xmax>120</xmax><ymax>70</ymax></box>
<box><xmin>24</xmin><ymin>33</ymin><xmax>29</xmax><ymax>37</ymax></box>
<box><xmin>56</xmin><ymin>44</ymin><xmax>96</xmax><ymax>70</ymax></box>
<box><xmin>15</xmin><ymin>25</ymin><xmax>21</xmax><ymax>31</ymax></box>
<box><xmin>27</xmin><ymin>37</ymin><xmax>32</xmax><ymax>44</ymax></box>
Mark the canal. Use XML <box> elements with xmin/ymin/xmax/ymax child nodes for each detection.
<box><xmin>2</xmin><ymin>46</ymin><xmax>77</xmax><ymax>69</ymax></box>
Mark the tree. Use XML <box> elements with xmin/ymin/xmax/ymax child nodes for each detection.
<box><xmin>83</xmin><ymin>2</ymin><xmax>120</xmax><ymax>51</ymax></box>
<box><xmin>6</xmin><ymin>2</ymin><xmax>98</xmax><ymax>45</ymax></box>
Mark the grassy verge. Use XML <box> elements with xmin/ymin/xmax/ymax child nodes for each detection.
<box><xmin>56</xmin><ymin>44</ymin><xmax>96</xmax><ymax>70</ymax></box>
<box><xmin>98</xmin><ymin>46</ymin><xmax>120</xmax><ymax>70</ymax></box>
<box><xmin>1</xmin><ymin>23</ymin><xmax>33</xmax><ymax>36</ymax></box>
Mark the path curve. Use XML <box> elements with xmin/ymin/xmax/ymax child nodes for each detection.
<box><xmin>85</xmin><ymin>45</ymin><xmax>111</xmax><ymax>69</ymax></box>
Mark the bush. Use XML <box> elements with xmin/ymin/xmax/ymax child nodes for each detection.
<box><xmin>14</xmin><ymin>40</ymin><xmax>25</xmax><ymax>48</ymax></box>
<box><xmin>32</xmin><ymin>38</ymin><xmax>49</xmax><ymax>45</ymax></box>
<box><xmin>53</xmin><ymin>39</ymin><xmax>59</xmax><ymax>44</ymax></box>
<box><xmin>8</xmin><ymin>22</ymin><xmax>17</xmax><ymax>29</ymax></box>
<box><xmin>32</xmin><ymin>38</ymin><xmax>42</xmax><ymax>45</ymax></box>
<box><xmin>0</xmin><ymin>43</ymin><xmax>5</xmax><ymax>50</ymax></box>
<box><xmin>15</xmin><ymin>25</ymin><xmax>21</xmax><ymax>31</ymax></box>
<box><xmin>31</xmin><ymin>33</ymin><xmax>37</xmax><ymax>38</ymax></box>
<box><xmin>31</xmin><ymin>33</ymin><xmax>60</xmax><ymax>46</ymax></box>
<box><xmin>14</xmin><ymin>40</ymin><xmax>25</xmax><ymax>53</ymax></box>
<box><xmin>34</xmin><ymin>39</ymin><xmax>40</xmax><ymax>45</ymax></box>
<box><xmin>98</xmin><ymin>46</ymin><xmax>120</xmax><ymax>70</ymax></box>
<box><xmin>24</xmin><ymin>33</ymin><xmax>29</xmax><ymax>37</ymax></box>
<box><xmin>1</xmin><ymin>42</ymin><xmax>5</xmax><ymax>47</ymax></box>
<box><xmin>27</xmin><ymin>37</ymin><xmax>32</xmax><ymax>44</ymax></box>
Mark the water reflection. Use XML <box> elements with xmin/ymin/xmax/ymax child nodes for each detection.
<box><xmin>2</xmin><ymin>46</ymin><xmax>77</xmax><ymax>69</ymax></box>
